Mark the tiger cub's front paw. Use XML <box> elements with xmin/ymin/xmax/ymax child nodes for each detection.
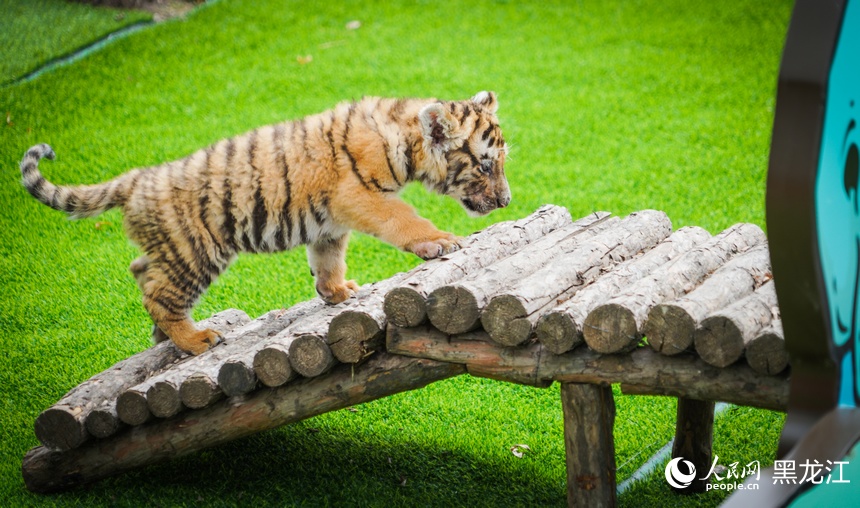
<box><xmin>410</xmin><ymin>235</ymin><xmax>463</xmax><ymax>260</ymax></box>
<box><xmin>173</xmin><ymin>328</ymin><xmax>223</xmax><ymax>356</ymax></box>
<box><xmin>317</xmin><ymin>279</ymin><xmax>359</xmax><ymax>304</ymax></box>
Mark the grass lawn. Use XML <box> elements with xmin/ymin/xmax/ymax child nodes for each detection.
<box><xmin>0</xmin><ymin>0</ymin><xmax>791</xmax><ymax>505</ymax></box>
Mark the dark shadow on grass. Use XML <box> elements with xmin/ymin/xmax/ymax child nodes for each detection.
<box><xmin>40</xmin><ymin>420</ymin><xmax>566</xmax><ymax>507</ymax></box>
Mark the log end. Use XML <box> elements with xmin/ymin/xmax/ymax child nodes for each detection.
<box><xmin>329</xmin><ymin>311</ymin><xmax>381</xmax><ymax>363</ymax></box>
<box><xmin>146</xmin><ymin>381</ymin><xmax>183</xmax><ymax>419</ymax></box>
<box><xmin>481</xmin><ymin>295</ymin><xmax>530</xmax><ymax>347</ymax></box>
<box><xmin>180</xmin><ymin>375</ymin><xmax>222</xmax><ymax>409</ymax></box>
<box><xmin>384</xmin><ymin>287</ymin><xmax>427</xmax><ymax>328</ymax></box>
<box><xmin>85</xmin><ymin>407</ymin><xmax>121</xmax><ymax>439</ymax></box>
<box><xmin>582</xmin><ymin>303</ymin><xmax>640</xmax><ymax>354</ymax></box>
<box><xmin>34</xmin><ymin>407</ymin><xmax>87</xmax><ymax>451</ymax></box>
<box><xmin>253</xmin><ymin>346</ymin><xmax>294</xmax><ymax>387</ymax></box>
<box><xmin>535</xmin><ymin>311</ymin><xmax>580</xmax><ymax>355</ymax></box>
<box><xmin>694</xmin><ymin>316</ymin><xmax>745</xmax><ymax>368</ymax></box>
<box><xmin>427</xmin><ymin>286</ymin><xmax>480</xmax><ymax>335</ymax></box>
<box><xmin>218</xmin><ymin>360</ymin><xmax>258</xmax><ymax>397</ymax></box>
<box><xmin>289</xmin><ymin>335</ymin><xmax>335</xmax><ymax>378</ymax></box>
<box><xmin>746</xmin><ymin>333</ymin><xmax>789</xmax><ymax>375</ymax></box>
<box><xmin>116</xmin><ymin>390</ymin><xmax>151</xmax><ymax>426</ymax></box>
<box><xmin>643</xmin><ymin>304</ymin><xmax>696</xmax><ymax>356</ymax></box>
<box><xmin>22</xmin><ymin>446</ymin><xmax>76</xmax><ymax>494</ymax></box>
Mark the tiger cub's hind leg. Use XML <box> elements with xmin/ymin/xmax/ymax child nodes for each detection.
<box><xmin>130</xmin><ymin>255</ymin><xmax>168</xmax><ymax>344</ymax></box>
<box><xmin>307</xmin><ymin>234</ymin><xmax>359</xmax><ymax>304</ymax></box>
<box><xmin>139</xmin><ymin>259</ymin><xmax>222</xmax><ymax>355</ymax></box>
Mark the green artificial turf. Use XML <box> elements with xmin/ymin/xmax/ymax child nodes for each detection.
<box><xmin>0</xmin><ymin>0</ymin><xmax>791</xmax><ymax>505</ymax></box>
<box><xmin>0</xmin><ymin>0</ymin><xmax>152</xmax><ymax>85</ymax></box>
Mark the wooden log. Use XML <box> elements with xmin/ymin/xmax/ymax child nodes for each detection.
<box><xmin>386</xmin><ymin>326</ymin><xmax>550</xmax><ymax>387</ymax></box>
<box><xmin>645</xmin><ymin>246</ymin><xmax>772</xmax><ymax>356</ymax></box>
<box><xmin>252</xmin><ymin>338</ymin><xmax>298</xmax><ymax>387</ymax></box>
<box><xmin>671</xmin><ymin>398</ymin><xmax>715</xmax><ymax>494</ymax></box>
<box><xmin>21</xmin><ymin>352</ymin><xmax>466</xmax><ymax>494</ymax></box>
<box><xmin>84</xmin><ymin>401</ymin><xmax>122</xmax><ymax>440</ymax></box>
<box><xmin>383</xmin><ymin>205</ymin><xmax>578</xmax><ymax>328</ymax></box>
<box><xmin>561</xmin><ymin>383</ymin><xmax>616</xmax><ymax>507</ymax></box>
<box><xmin>289</xmin><ymin>334</ymin><xmax>336</xmax><ymax>378</ymax></box>
<box><xmin>328</xmin><ymin>308</ymin><xmax>385</xmax><ymax>363</ymax></box>
<box><xmin>217</xmin><ymin>359</ymin><xmax>259</xmax><ymax>398</ymax></box>
<box><xmin>427</xmin><ymin>215</ymin><xmax>620</xmax><ymax>335</ymax></box>
<box><xmin>117</xmin><ymin>301</ymin><xmax>323</xmax><ymax>425</ymax></box>
<box><xmin>146</xmin><ymin>381</ymin><xmax>183</xmax><ymax>418</ymax></box>
<box><xmin>746</xmin><ymin>319</ymin><xmax>789</xmax><ymax>375</ymax></box>
<box><xmin>582</xmin><ymin>223</ymin><xmax>766</xmax><ymax>354</ymax></box>
<box><xmin>386</xmin><ymin>325</ymin><xmax>789</xmax><ymax>411</ymax></box>
<box><xmin>693</xmin><ymin>279</ymin><xmax>780</xmax><ymax>368</ymax></box>
<box><xmin>180</xmin><ymin>375</ymin><xmax>223</xmax><ymax>409</ymax></box>
<box><xmin>535</xmin><ymin>227</ymin><xmax>711</xmax><ymax>355</ymax></box>
<box><xmin>115</xmin><ymin>389</ymin><xmax>151</xmax><ymax>427</ymax></box>
<box><xmin>481</xmin><ymin>210</ymin><xmax>673</xmax><ymax>347</ymax></box>
<box><xmin>36</xmin><ymin>309</ymin><xmax>249</xmax><ymax>450</ymax></box>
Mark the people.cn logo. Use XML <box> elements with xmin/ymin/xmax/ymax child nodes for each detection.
<box><xmin>665</xmin><ymin>457</ymin><xmax>697</xmax><ymax>489</ymax></box>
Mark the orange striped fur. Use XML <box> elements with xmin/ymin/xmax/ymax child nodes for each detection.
<box><xmin>20</xmin><ymin>92</ymin><xmax>511</xmax><ymax>355</ymax></box>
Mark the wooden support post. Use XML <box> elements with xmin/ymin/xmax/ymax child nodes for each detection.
<box><xmin>561</xmin><ymin>382</ymin><xmax>616</xmax><ymax>508</ymax></box>
<box><xmin>671</xmin><ymin>397</ymin><xmax>715</xmax><ymax>494</ymax></box>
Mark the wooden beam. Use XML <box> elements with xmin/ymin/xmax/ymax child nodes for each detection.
<box><xmin>561</xmin><ymin>383</ymin><xmax>616</xmax><ymax>507</ymax></box>
<box><xmin>387</xmin><ymin>325</ymin><xmax>789</xmax><ymax>411</ymax></box>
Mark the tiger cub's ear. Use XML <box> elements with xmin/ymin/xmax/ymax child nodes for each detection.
<box><xmin>419</xmin><ymin>103</ymin><xmax>460</xmax><ymax>148</ymax></box>
<box><xmin>471</xmin><ymin>91</ymin><xmax>498</xmax><ymax>114</ymax></box>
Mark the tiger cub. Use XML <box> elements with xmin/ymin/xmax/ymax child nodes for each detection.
<box><xmin>20</xmin><ymin>91</ymin><xmax>511</xmax><ymax>355</ymax></box>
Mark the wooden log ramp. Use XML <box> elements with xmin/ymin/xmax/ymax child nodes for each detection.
<box><xmin>31</xmin><ymin>205</ymin><xmax>578</xmax><ymax>453</ymax></box>
<box><xmin>25</xmin><ymin>206</ymin><xmax>793</xmax><ymax>496</ymax></box>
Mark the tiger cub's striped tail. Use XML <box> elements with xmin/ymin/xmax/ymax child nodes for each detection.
<box><xmin>20</xmin><ymin>144</ymin><xmax>141</xmax><ymax>219</ymax></box>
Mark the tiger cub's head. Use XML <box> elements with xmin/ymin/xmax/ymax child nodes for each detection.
<box><xmin>418</xmin><ymin>91</ymin><xmax>511</xmax><ymax>216</ymax></box>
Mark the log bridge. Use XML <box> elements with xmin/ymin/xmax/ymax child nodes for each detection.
<box><xmin>22</xmin><ymin>205</ymin><xmax>789</xmax><ymax>506</ymax></box>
